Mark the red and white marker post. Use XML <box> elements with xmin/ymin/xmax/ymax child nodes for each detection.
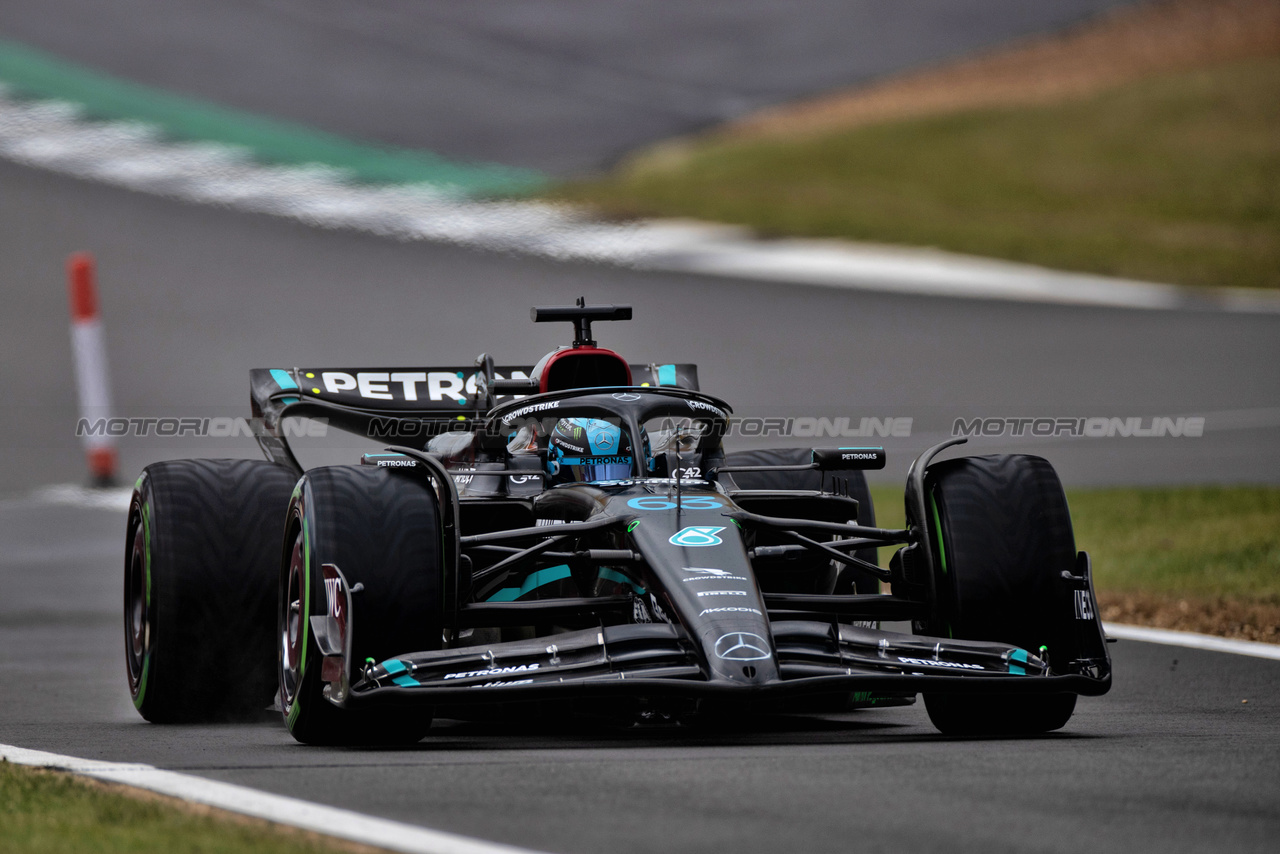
<box><xmin>67</xmin><ymin>252</ymin><xmax>118</xmax><ymax>487</ymax></box>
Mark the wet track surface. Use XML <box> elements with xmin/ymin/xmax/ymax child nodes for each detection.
<box><xmin>1</xmin><ymin>3</ymin><xmax>1278</xmax><ymax>851</ymax></box>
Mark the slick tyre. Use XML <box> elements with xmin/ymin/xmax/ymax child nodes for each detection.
<box><xmin>921</xmin><ymin>454</ymin><xmax>1080</xmax><ymax>736</ymax></box>
<box><xmin>725</xmin><ymin>447</ymin><xmax>878</xmax><ymax>593</ymax></box>
<box><xmin>125</xmin><ymin>459</ymin><xmax>297</xmax><ymax>723</ymax></box>
<box><xmin>280</xmin><ymin>466</ymin><xmax>443</xmax><ymax>746</ymax></box>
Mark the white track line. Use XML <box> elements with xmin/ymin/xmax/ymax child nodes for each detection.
<box><xmin>2</xmin><ymin>89</ymin><xmax>1278</xmax><ymax>313</ymax></box>
<box><xmin>1104</xmin><ymin>622</ymin><xmax>1280</xmax><ymax>660</ymax></box>
<box><xmin>24</xmin><ymin>484</ymin><xmax>134</xmax><ymax>511</ymax></box>
<box><xmin>0</xmin><ymin>744</ymin><xmax>549</xmax><ymax>854</ymax></box>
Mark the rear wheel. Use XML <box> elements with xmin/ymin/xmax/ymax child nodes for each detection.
<box><xmin>725</xmin><ymin>447</ymin><xmax>878</xmax><ymax>593</ymax></box>
<box><xmin>280</xmin><ymin>465</ymin><xmax>443</xmax><ymax>745</ymax></box>
<box><xmin>921</xmin><ymin>454</ymin><xmax>1080</xmax><ymax>735</ymax></box>
<box><xmin>125</xmin><ymin>459</ymin><xmax>297</xmax><ymax>722</ymax></box>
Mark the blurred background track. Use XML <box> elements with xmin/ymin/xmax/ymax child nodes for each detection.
<box><xmin>0</xmin><ymin>0</ymin><xmax>1140</xmax><ymax>174</ymax></box>
<box><xmin>1</xmin><ymin>154</ymin><xmax>1276</xmax><ymax>493</ymax></box>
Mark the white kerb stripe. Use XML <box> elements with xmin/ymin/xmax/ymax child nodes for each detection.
<box><xmin>1104</xmin><ymin>622</ymin><xmax>1280</xmax><ymax>661</ymax></box>
<box><xmin>2</xmin><ymin>92</ymin><xmax>1279</xmax><ymax>314</ymax></box>
<box><xmin>0</xmin><ymin>744</ymin><xmax>551</xmax><ymax>854</ymax></box>
<box><xmin>71</xmin><ymin>319</ymin><xmax>114</xmax><ymax>450</ymax></box>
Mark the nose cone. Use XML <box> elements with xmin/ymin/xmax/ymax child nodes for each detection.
<box><xmin>699</xmin><ymin>626</ymin><xmax>778</xmax><ymax>684</ymax></box>
<box><xmin>622</xmin><ymin>495</ymin><xmax>779</xmax><ymax>685</ymax></box>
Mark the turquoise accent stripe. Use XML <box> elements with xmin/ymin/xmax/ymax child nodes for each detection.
<box><xmin>486</xmin><ymin>565</ymin><xmax>573</xmax><ymax>602</ymax></box>
<box><xmin>598</xmin><ymin>567</ymin><xmax>645</xmax><ymax>595</ymax></box>
<box><xmin>658</xmin><ymin>364</ymin><xmax>678</xmax><ymax>386</ymax></box>
<box><xmin>0</xmin><ymin>39</ymin><xmax>547</xmax><ymax>196</ymax></box>
<box><xmin>380</xmin><ymin>658</ymin><xmax>418</xmax><ymax>687</ymax></box>
<box><xmin>269</xmin><ymin>369</ymin><xmax>298</xmax><ymax>390</ymax></box>
<box><xmin>1008</xmin><ymin>648</ymin><xmax>1029</xmax><ymax>676</ymax></box>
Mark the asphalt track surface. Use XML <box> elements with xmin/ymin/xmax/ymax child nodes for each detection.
<box><xmin>0</xmin><ymin>0</ymin><xmax>1139</xmax><ymax>174</ymax></box>
<box><xmin>2</xmin><ymin>4</ymin><xmax>1279</xmax><ymax>852</ymax></box>
<box><xmin>1</xmin><ymin>497</ymin><xmax>1277</xmax><ymax>854</ymax></box>
<box><xmin>3</xmin><ymin>157</ymin><xmax>1278</xmax><ymax>493</ymax></box>
<box><xmin>1</xmin><ymin>155</ymin><xmax>1279</xmax><ymax>853</ymax></box>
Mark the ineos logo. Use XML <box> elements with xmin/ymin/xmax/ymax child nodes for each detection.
<box><xmin>1074</xmin><ymin>589</ymin><xmax>1094</xmax><ymax>620</ymax></box>
<box><xmin>714</xmin><ymin>632</ymin><xmax>770</xmax><ymax>661</ymax></box>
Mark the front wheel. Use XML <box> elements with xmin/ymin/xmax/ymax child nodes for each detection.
<box><xmin>920</xmin><ymin>454</ymin><xmax>1082</xmax><ymax>735</ymax></box>
<box><xmin>280</xmin><ymin>465</ymin><xmax>444</xmax><ymax>745</ymax></box>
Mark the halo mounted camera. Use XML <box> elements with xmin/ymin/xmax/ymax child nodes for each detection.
<box><xmin>532</xmin><ymin>297</ymin><xmax>632</xmax><ymax>348</ymax></box>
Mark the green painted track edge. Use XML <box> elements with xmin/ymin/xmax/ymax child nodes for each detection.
<box><xmin>0</xmin><ymin>38</ymin><xmax>547</xmax><ymax>197</ymax></box>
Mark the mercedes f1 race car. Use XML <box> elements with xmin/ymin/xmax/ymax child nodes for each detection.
<box><xmin>123</xmin><ymin>302</ymin><xmax>1111</xmax><ymax>742</ymax></box>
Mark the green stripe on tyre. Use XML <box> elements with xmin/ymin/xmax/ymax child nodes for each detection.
<box><xmin>928</xmin><ymin>489</ymin><xmax>953</xmax><ymax>638</ymax></box>
<box><xmin>286</xmin><ymin>516</ymin><xmax>312</xmax><ymax>729</ymax></box>
<box><xmin>929</xmin><ymin>490</ymin><xmax>948</xmax><ymax>575</ymax></box>
<box><xmin>132</xmin><ymin>498</ymin><xmax>153</xmax><ymax>710</ymax></box>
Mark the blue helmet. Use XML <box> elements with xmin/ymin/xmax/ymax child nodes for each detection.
<box><xmin>548</xmin><ymin>418</ymin><xmax>636</xmax><ymax>483</ymax></box>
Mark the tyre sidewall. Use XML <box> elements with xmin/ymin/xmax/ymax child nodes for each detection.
<box><xmin>922</xmin><ymin>454</ymin><xmax>1081</xmax><ymax>735</ymax></box>
<box><xmin>126</xmin><ymin>459</ymin><xmax>297</xmax><ymax>722</ymax></box>
<box><xmin>280</xmin><ymin>466</ymin><xmax>443</xmax><ymax>745</ymax></box>
<box><xmin>927</xmin><ymin>454</ymin><xmax>1079</xmax><ymax>662</ymax></box>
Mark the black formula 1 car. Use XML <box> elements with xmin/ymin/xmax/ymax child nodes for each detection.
<box><xmin>124</xmin><ymin>302</ymin><xmax>1111</xmax><ymax>742</ymax></box>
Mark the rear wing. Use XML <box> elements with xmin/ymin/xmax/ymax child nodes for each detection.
<box><xmin>249</xmin><ymin>363</ymin><xmax>699</xmax><ymax>469</ymax></box>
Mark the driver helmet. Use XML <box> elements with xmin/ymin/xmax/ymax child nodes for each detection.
<box><xmin>548</xmin><ymin>417</ymin><xmax>639</xmax><ymax>483</ymax></box>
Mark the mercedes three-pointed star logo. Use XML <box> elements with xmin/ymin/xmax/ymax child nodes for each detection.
<box><xmin>713</xmin><ymin>632</ymin><xmax>771</xmax><ymax>661</ymax></box>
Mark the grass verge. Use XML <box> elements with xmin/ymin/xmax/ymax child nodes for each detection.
<box><xmin>868</xmin><ymin>483</ymin><xmax>1280</xmax><ymax>642</ymax></box>
<box><xmin>551</xmin><ymin>53</ymin><xmax>1280</xmax><ymax>290</ymax></box>
<box><xmin>0</xmin><ymin>761</ymin><xmax>376</xmax><ymax>854</ymax></box>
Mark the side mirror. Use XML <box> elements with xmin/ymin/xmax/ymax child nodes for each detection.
<box><xmin>473</xmin><ymin>353</ymin><xmax>497</xmax><ymax>406</ymax></box>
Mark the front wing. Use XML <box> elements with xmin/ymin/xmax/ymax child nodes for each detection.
<box><xmin>334</xmin><ymin>622</ymin><xmax>1111</xmax><ymax>709</ymax></box>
